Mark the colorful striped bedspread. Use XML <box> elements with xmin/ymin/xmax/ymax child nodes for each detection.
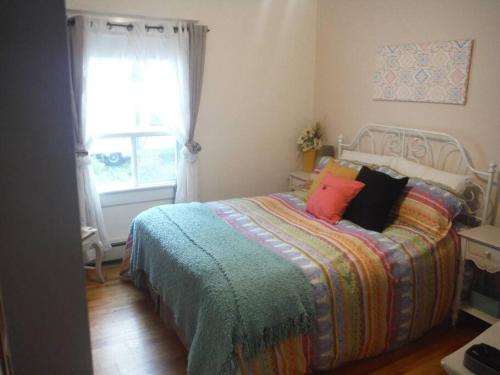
<box><xmin>122</xmin><ymin>192</ymin><xmax>459</xmax><ymax>374</ymax></box>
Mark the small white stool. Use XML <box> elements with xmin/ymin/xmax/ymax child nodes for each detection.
<box><xmin>441</xmin><ymin>322</ymin><xmax>500</xmax><ymax>374</ymax></box>
<box><xmin>81</xmin><ymin>226</ymin><xmax>105</xmax><ymax>283</ymax></box>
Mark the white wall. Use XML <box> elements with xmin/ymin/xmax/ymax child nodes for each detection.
<box><xmin>67</xmin><ymin>0</ymin><xmax>500</xmax><ymax>241</ymax></box>
<box><xmin>65</xmin><ymin>0</ymin><xmax>318</xmax><ymax>247</ymax></box>
<box><xmin>314</xmin><ymin>0</ymin><xmax>500</xmax><ymax>224</ymax></box>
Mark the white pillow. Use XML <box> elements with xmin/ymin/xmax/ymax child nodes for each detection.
<box><xmin>390</xmin><ymin>158</ymin><xmax>431</xmax><ymax>178</ymax></box>
<box><xmin>390</xmin><ymin>157</ymin><xmax>469</xmax><ymax>194</ymax></box>
<box><xmin>341</xmin><ymin>150</ymin><xmax>394</xmax><ymax>167</ymax></box>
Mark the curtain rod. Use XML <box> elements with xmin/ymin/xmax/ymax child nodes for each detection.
<box><xmin>67</xmin><ymin>19</ymin><xmax>210</xmax><ymax>33</ymax></box>
<box><xmin>66</xmin><ymin>8</ymin><xmax>200</xmax><ymax>25</ymax></box>
<box><xmin>81</xmin><ymin>21</ymin><xmax>207</xmax><ymax>33</ymax></box>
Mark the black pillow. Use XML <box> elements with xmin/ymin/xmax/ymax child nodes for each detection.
<box><xmin>343</xmin><ymin>166</ymin><xmax>408</xmax><ymax>232</ymax></box>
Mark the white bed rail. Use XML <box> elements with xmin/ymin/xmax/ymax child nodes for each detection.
<box><xmin>338</xmin><ymin>124</ymin><xmax>497</xmax><ymax>224</ymax></box>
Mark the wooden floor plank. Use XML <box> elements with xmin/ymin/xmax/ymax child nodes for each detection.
<box><xmin>87</xmin><ymin>264</ymin><xmax>486</xmax><ymax>374</ymax></box>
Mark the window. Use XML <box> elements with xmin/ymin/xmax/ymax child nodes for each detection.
<box><xmin>90</xmin><ymin>134</ymin><xmax>176</xmax><ymax>192</ymax></box>
<box><xmin>86</xmin><ymin>57</ymin><xmax>181</xmax><ymax>192</ymax></box>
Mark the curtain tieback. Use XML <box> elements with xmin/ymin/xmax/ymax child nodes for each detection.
<box><xmin>75</xmin><ymin>144</ymin><xmax>89</xmax><ymax>156</ymax></box>
<box><xmin>185</xmin><ymin>141</ymin><xmax>202</xmax><ymax>154</ymax></box>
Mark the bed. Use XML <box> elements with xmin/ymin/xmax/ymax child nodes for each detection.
<box><xmin>120</xmin><ymin>124</ymin><xmax>497</xmax><ymax>375</ymax></box>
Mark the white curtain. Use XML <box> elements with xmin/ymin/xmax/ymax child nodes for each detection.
<box><xmin>68</xmin><ymin>16</ymin><xmax>111</xmax><ymax>250</ymax></box>
<box><xmin>142</xmin><ymin>23</ymin><xmax>194</xmax><ymax>203</ymax></box>
<box><xmin>170</xmin><ymin>26</ymin><xmax>197</xmax><ymax>203</ymax></box>
<box><xmin>69</xmin><ymin>16</ymin><xmax>206</xmax><ymax>208</ymax></box>
<box><xmin>140</xmin><ymin>22</ymin><xmax>207</xmax><ymax>203</ymax></box>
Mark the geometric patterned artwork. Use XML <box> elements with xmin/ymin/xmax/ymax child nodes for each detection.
<box><xmin>373</xmin><ymin>40</ymin><xmax>473</xmax><ymax>105</ymax></box>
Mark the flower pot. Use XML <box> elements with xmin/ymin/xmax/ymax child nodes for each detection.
<box><xmin>303</xmin><ymin>149</ymin><xmax>317</xmax><ymax>172</ymax></box>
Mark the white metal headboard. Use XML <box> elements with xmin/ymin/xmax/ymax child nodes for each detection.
<box><xmin>338</xmin><ymin>124</ymin><xmax>497</xmax><ymax>224</ymax></box>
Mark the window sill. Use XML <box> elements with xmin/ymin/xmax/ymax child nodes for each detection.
<box><xmin>100</xmin><ymin>183</ymin><xmax>176</xmax><ymax>208</ymax></box>
<box><xmin>99</xmin><ymin>182</ymin><xmax>176</xmax><ymax>196</ymax></box>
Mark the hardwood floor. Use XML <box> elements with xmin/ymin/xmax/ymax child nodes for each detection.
<box><xmin>87</xmin><ymin>264</ymin><xmax>486</xmax><ymax>374</ymax></box>
<box><xmin>87</xmin><ymin>264</ymin><xmax>187</xmax><ymax>375</ymax></box>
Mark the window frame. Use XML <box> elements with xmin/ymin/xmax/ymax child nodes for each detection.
<box><xmin>92</xmin><ymin>130</ymin><xmax>177</xmax><ymax>194</ymax></box>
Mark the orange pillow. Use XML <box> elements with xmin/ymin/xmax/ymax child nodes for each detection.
<box><xmin>306</xmin><ymin>173</ymin><xmax>365</xmax><ymax>224</ymax></box>
<box><xmin>306</xmin><ymin>160</ymin><xmax>359</xmax><ymax>200</ymax></box>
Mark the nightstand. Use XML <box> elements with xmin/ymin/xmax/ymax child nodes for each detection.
<box><xmin>453</xmin><ymin>225</ymin><xmax>500</xmax><ymax>325</ymax></box>
<box><xmin>81</xmin><ymin>226</ymin><xmax>105</xmax><ymax>283</ymax></box>
<box><xmin>288</xmin><ymin>171</ymin><xmax>311</xmax><ymax>191</ymax></box>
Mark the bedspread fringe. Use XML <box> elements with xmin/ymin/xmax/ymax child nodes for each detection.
<box><xmin>220</xmin><ymin>313</ymin><xmax>313</xmax><ymax>374</ymax></box>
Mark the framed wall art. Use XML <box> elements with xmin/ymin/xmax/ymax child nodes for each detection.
<box><xmin>373</xmin><ymin>39</ymin><xmax>473</xmax><ymax>105</ymax></box>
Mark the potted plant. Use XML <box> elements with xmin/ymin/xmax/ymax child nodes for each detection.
<box><xmin>297</xmin><ymin>122</ymin><xmax>323</xmax><ymax>172</ymax></box>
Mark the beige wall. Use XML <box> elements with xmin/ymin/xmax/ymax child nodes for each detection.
<box><xmin>315</xmin><ymin>0</ymin><xmax>500</xmax><ymax>223</ymax></box>
<box><xmin>66</xmin><ymin>0</ymin><xmax>317</xmax><ymax>201</ymax></box>
<box><xmin>65</xmin><ymin>0</ymin><xmax>499</xmax><ymax>225</ymax></box>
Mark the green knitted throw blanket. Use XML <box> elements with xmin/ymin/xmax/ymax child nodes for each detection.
<box><xmin>129</xmin><ymin>203</ymin><xmax>315</xmax><ymax>375</ymax></box>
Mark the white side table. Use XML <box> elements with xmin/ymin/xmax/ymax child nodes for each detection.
<box><xmin>453</xmin><ymin>225</ymin><xmax>500</xmax><ymax>325</ymax></box>
<box><xmin>288</xmin><ymin>171</ymin><xmax>311</xmax><ymax>191</ymax></box>
<box><xmin>81</xmin><ymin>226</ymin><xmax>105</xmax><ymax>283</ymax></box>
<box><xmin>441</xmin><ymin>321</ymin><xmax>500</xmax><ymax>374</ymax></box>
